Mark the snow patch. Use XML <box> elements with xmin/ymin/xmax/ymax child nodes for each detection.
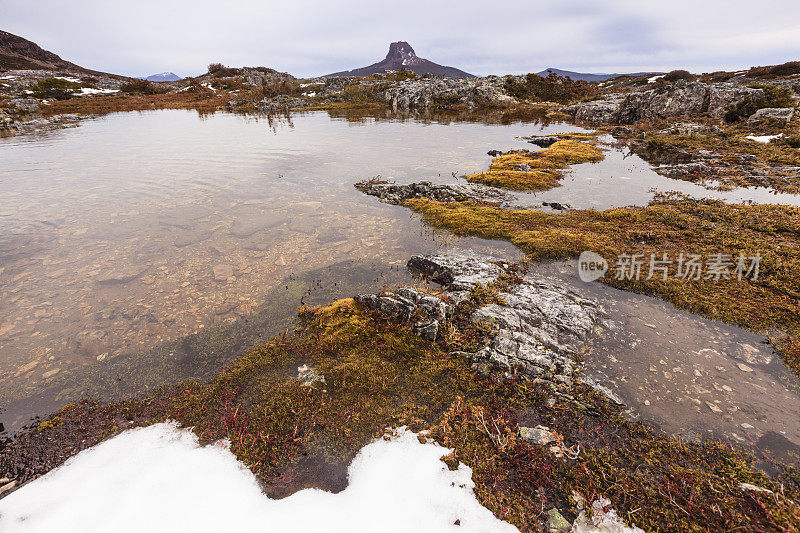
<box><xmin>0</xmin><ymin>422</ymin><xmax>518</xmax><ymax>533</ymax></box>
<box><xmin>745</xmin><ymin>133</ymin><xmax>783</xmax><ymax>143</ymax></box>
<box><xmin>647</xmin><ymin>75</ymin><xmax>664</xmax><ymax>83</ymax></box>
<box><xmin>79</xmin><ymin>87</ymin><xmax>119</xmax><ymax>95</ymax></box>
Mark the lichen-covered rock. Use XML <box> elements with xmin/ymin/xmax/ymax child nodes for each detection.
<box><xmin>406</xmin><ymin>252</ymin><xmax>602</xmax><ymax>382</ymax></box>
<box><xmin>746</xmin><ymin>107</ymin><xmax>795</xmax><ymax>126</ymax></box>
<box><xmin>354</xmin><ymin>180</ymin><xmax>512</xmax><ymax>207</ymax></box>
<box><xmin>520</xmin><ymin>425</ymin><xmax>556</xmax><ymax>445</ymax></box>
<box><xmin>471</xmin><ymin>278</ymin><xmax>600</xmax><ymax>380</ymax></box>
<box><xmin>564</xmin><ymin>94</ymin><xmax>625</xmax><ymax>123</ymax></box>
<box><xmin>257</xmin><ymin>95</ymin><xmax>308</xmax><ymax>111</ymax></box>
<box><xmin>354</xmin><ymin>250</ymin><xmax>618</xmax><ymax>401</ymax></box>
<box><xmin>564</xmin><ymin>81</ymin><xmax>766</xmax><ymax>124</ymax></box>
<box><xmin>407</xmin><ymin>251</ymin><xmax>505</xmax><ymax>294</ymax></box>
<box><xmin>7</xmin><ymin>97</ymin><xmax>40</xmax><ymax>113</ymax></box>
<box><xmin>0</xmin><ymin>109</ymin><xmax>15</xmax><ymax>131</ymax></box>
<box><xmin>708</xmin><ymin>84</ymin><xmax>765</xmax><ymax>117</ymax></box>
<box><xmin>384</xmin><ymin>76</ymin><xmax>516</xmax><ymax>110</ymax></box>
<box><xmin>354</xmin><ymin>287</ymin><xmax>451</xmax><ymax>342</ymax></box>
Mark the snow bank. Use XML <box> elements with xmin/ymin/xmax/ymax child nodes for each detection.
<box><xmin>647</xmin><ymin>75</ymin><xmax>664</xmax><ymax>83</ymax></box>
<box><xmin>745</xmin><ymin>133</ymin><xmax>783</xmax><ymax>143</ymax></box>
<box><xmin>0</xmin><ymin>423</ymin><xmax>517</xmax><ymax>533</ymax></box>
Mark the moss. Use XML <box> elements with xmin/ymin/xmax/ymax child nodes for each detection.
<box><xmin>405</xmin><ymin>194</ymin><xmax>800</xmax><ymax>377</ymax></box>
<box><xmin>464</xmin><ymin>136</ymin><xmax>604</xmax><ymax>191</ymax></box>
<box><xmin>37</xmin><ymin>415</ymin><xmax>64</xmax><ymax>431</ymax></box>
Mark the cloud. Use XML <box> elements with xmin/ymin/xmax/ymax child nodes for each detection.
<box><xmin>2</xmin><ymin>0</ymin><xmax>799</xmax><ymax>77</ymax></box>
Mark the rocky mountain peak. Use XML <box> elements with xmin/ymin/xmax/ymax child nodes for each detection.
<box><xmin>386</xmin><ymin>42</ymin><xmax>417</xmax><ymax>61</ymax></box>
<box><xmin>325</xmin><ymin>41</ymin><xmax>475</xmax><ymax>79</ymax></box>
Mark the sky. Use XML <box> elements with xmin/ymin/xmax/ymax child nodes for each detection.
<box><xmin>2</xmin><ymin>0</ymin><xmax>800</xmax><ymax>78</ymax></box>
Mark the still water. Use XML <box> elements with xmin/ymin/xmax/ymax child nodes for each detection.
<box><xmin>1</xmin><ymin>109</ymin><xmax>798</xmax><ymax>434</ymax></box>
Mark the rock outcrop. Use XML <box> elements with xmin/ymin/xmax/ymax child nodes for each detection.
<box><xmin>746</xmin><ymin>107</ymin><xmax>795</xmax><ymax>126</ymax></box>
<box><xmin>564</xmin><ymin>81</ymin><xmax>765</xmax><ymax>124</ymax></box>
<box><xmin>384</xmin><ymin>77</ymin><xmax>517</xmax><ymax>110</ymax></box>
<box><xmin>355</xmin><ymin>251</ymin><xmax>608</xmax><ymax>394</ymax></box>
<box><xmin>354</xmin><ymin>180</ymin><xmax>513</xmax><ymax>206</ymax></box>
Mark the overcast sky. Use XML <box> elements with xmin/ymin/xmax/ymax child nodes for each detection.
<box><xmin>3</xmin><ymin>0</ymin><xmax>799</xmax><ymax>78</ymax></box>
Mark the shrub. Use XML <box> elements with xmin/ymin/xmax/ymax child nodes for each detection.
<box><xmin>207</xmin><ymin>63</ymin><xmax>240</xmax><ymax>77</ymax></box>
<box><xmin>503</xmin><ymin>72</ymin><xmax>601</xmax><ymax>104</ymax></box>
<box><xmin>119</xmin><ymin>79</ymin><xmax>166</xmax><ymax>95</ymax></box>
<box><xmin>30</xmin><ymin>78</ymin><xmax>83</xmax><ymax>100</ymax></box>
<box><xmin>724</xmin><ymin>85</ymin><xmax>795</xmax><ymax>122</ymax></box>
<box><xmin>747</xmin><ymin>61</ymin><xmax>800</xmax><ymax>78</ymax></box>
<box><xmin>663</xmin><ymin>69</ymin><xmax>696</xmax><ymax>82</ymax></box>
<box><xmin>257</xmin><ymin>78</ymin><xmax>301</xmax><ymax>98</ymax></box>
<box><xmin>783</xmin><ymin>135</ymin><xmax>800</xmax><ymax>149</ymax></box>
<box><xmin>210</xmin><ymin>77</ymin><xmax>246</xmax><ymax>91</ymax></box>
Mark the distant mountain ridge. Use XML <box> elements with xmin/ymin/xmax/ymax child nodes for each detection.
<box><xmin>145</xmin><ymin>72</ymin><xmax>182</xmax><ymax>82</ymax></box>
<box><xmin>0</xmin><ymin>30</ymin><xmax>89</xmax><ymax>72</ymax></box>
<box><xmin>536</xmin><ymin>67</ymin><xmax>662</xmax><ymax>82</ymax></box>
<box><xmin>326</xmin><ymin>42</ymin><xmax>475</xmax><ymax>79</ymax></box>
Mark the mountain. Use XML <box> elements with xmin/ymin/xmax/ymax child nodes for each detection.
<box><xmin>0</xmin><ymin>30</ymin><xmax>88</xmax><ymax>71</ymax></box>
<box><xmin>326</xmin><ymin>42</ymin><xmax>475</xmax><ymax>79</ymax></box>
<box><xmin>145</xmin><ymin>72</ymin><xmax>182</xmax><ymax>82</ymax></box>
<box><xmin>536</xmin><ymin>68</ymin><xmax>662</xmax><ymax>82</ymax></box>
